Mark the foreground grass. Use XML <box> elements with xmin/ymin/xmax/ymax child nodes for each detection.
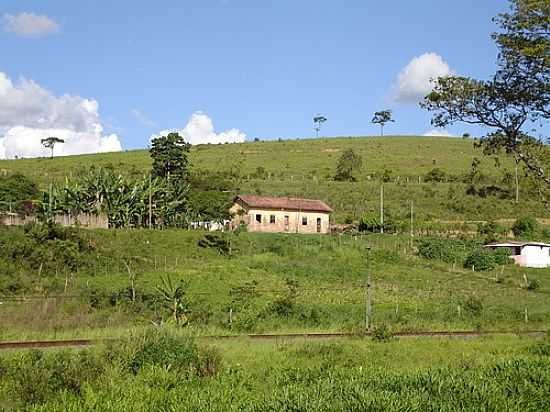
<box><xmin>1</xmin><ymin>330</ymin><xmax>549</xmax><ymax>411</ymax></box>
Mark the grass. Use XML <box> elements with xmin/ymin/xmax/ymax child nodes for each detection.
<box><xmin>0</xmin><ymin>136</ymin><xmax>545</xmax><ymax>222</ymax></box>
<box><xmin>1</xmin><ymin>227</ymin><xmax>548</xmax><ymax>340</ymax></box>
<box><xmin>1</xmin><ymin>330</ymin><xmax>549</xmax><ymax>411</ymax></box>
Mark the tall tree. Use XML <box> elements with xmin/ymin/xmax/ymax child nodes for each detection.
<box><xmin>313</xmin><ymin>115</ymin><xmax>327</xmax><ymax>138</ymax></box>
<box><xmin>150</xmin><ymin>133</ymin><xmax>191</xmax><ymax>182</ymax></box>
<box><xmin>371</xmin><ymin>110</ymin><xmax>394</xmax><ymax>136</ymax></box>
<box><xmin>40</xmin><ymin>137</ymin><xmax>65</xmax><ymax>159</ymax></box>
<box><xmin>334</xmin><ymin>148</ymin><xmax>362</xmax><ymax>181</ymax></box>
<box><xmin>421</xmin><ymin>0</ymin><xmax>549</xmax><ymax>208</ymax></box>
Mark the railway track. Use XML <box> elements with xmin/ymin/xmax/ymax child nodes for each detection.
<box><xmin>0</xmin><ymin>330</ymin><xmax>546</xmax><ymax>350</ymax></box>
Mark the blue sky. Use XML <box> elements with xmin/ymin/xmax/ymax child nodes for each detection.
<box><xmin>0</xmin><ymin>0</ymin><xmax>509</xmax><ymax>157</ymax></box>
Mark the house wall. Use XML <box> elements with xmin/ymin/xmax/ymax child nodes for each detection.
<box><xmin>230</xmin><ymin>203</ymin><xmax>330</xmax><ymax>234</ymax></box>
<box><xmin>521</xmin><ymin>245</ymin><xmax>550</xmax><ymax>268</ymax></box>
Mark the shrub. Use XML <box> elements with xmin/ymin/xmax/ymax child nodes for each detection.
<box><xmin>527</xmin><ymin>279</ymin><xmax>541</xmax><ymax>291</ymax></box>
<box><xmin>462</xmin><ymin>296</ymin><xmax>483</xmax><ymax>317</ymax></box>
<box><xmin>477</xmin><ymin>221</ymin><xmax>506</xmax><ymax>242</ymax></box>
<box><xmin>198</xmin><ymin>234</ymin><xmax>232</xmax><ymax>255</ymax></box>
<box><xmin>416</xmin><ymin>238</ymin><xmax>473</xmax><ymax>264</ymax></box>
<box><xmin>372</xmin><ymin>324</ymin><xmax>393</xmax><ymax>342</ymax></box>
<box><xmin>464</xmin><ymin>249</ymin><xmax>496</xmax><ymax>271</ymax></box>
<box><xmin>110</xmin><ymin>329</ymin><xmax>220</xmax><ymax>377</ymax></box>
<box><xmin>512</xmin><ymin>216</ymin><xmax>538</xmax><ymax>239</ymax></box>
<box><xmin>425</xmin><ymin>168</ymin><xmax>446</xmax><ymax>183</ymax></box>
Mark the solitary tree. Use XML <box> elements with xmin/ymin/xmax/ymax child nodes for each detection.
<box><xmin>335</xmin><ymin>148</ymin><xmax>362</xmax><ymax>181</ymax></box>
<box><xmin>150</xmin><ymin>132</ymin><xmax>191</xmax><ymax>182</ymax></box>
<box><xmin>313</xmin><ymin>115</ymin><xmax>327</xmax><ymax>138</ymax></box>
<box><xmin>41</xmin><ymin>137</ymin><xmax>65</xmax><ymax>159</ymax></box>
<box><xmin>371</xmin><ymin>110</ymin><xmax>394</xmax><ymax>136</ymax></box>
<box><xmin>421</xmin><ymin>0</ymin><xmax>549</xmax><ymax>209</ymax></box>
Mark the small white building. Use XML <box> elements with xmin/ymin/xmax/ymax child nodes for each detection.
<box><xmin>484</xmin><ymin>241</ymin><xmax>550</xmax><ymax>269</ymax></box>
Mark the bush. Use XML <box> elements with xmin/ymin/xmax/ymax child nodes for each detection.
<box><xmin>512</xmin><ymin>216</ymin><xmax>538</xmax><ymax>239</ymax></box>
<box><xmin>416</xmin><ymin>238</ymin><xmax>474</xmax><ymax>264</ymax></box>
<box><xmin>461</xmin><ymin>296</ymin><xmax>483</xmax><ymax>317</ymax></box>
<box><xmin>425</xmin><ymin>168</ymin><xmax>446</xmax><ymax>183</ymax></box>
<box><xmin>111</xmin><ymin>329</ymin><xmax>221</xmax><ymax>377</ymax></box>
<box><xmin>372</xmin><ymin>324</ymin><xmax>393</xmax><ymax>342</ymax></box>
<box><xmin>477</xmin><ymin>221</ymin><xmax>506</xmax><ymax>242</ymax></box>
<box><xmin>464</xmin><ymin>249</ymin><xmax>496</xmax><ymax>271</ymax></box>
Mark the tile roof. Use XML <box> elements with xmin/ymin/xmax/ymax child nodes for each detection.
<box><xmin>236</xmin><ymin>195</ymin><xmax>333</xmax><ymax>213</ymax></box>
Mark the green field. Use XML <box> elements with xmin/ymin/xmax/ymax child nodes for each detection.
<box><xmin>1</xmin><ymin>136</ymin><xmax>549</xmax><ymax>411</ymax></box>
<box><xmin>0</xmin><ymin>136</ymin><xmax>545</xmax><ymax>222</ymax></box>
<box><xmin>1</xmin><ymin>227</ymin><xmax>548</xmax><ymax>341</ymax></box>
<box><xmin>1</xmin><ymin>330</ymin><xmax>549</xmax><ymax>411</ymax></box>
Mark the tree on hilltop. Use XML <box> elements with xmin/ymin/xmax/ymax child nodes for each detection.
<box><xmin>371</xmin><ymin>110</ymin><xmax>394</xmax><ymax>136</ymax></box>
<box><xmin>41</xmin><ymin>137</ymin><xmax>65</xmax><ymax>159</ymax></box>
<box><xmin>313</xmin><ymin>115</ymin><xmax>327</xmax><ymax>138</ymax></box>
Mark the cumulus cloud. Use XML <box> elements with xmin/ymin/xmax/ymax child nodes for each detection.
<box><xmin>3</xmin><ymin>12</ymin><xmax>59</xmax><ymax>38</ymax></box>
<box><xmin>423</xmin><ymin>128</ymin><xmax>455</xmax><ymax>137</ymax></box>
<box><xmin>152</xmin><ymin>111</ymin><xmax>246</xmax><ymax>145</ymax></box>
<box><xmin>394</xmin><ymin>52</ymin><xmax>454</xmax><ymax>103</ymax></box>
<box><xmin>0</xmin><ymin>71</ymin><xmax>122</xmax><ymax>159</ymax></box>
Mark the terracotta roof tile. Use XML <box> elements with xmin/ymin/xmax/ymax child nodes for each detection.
<box><xmin>236</xmin><ymin>195</ymin><xmax>333</xmax><ymax>213</ymax></box>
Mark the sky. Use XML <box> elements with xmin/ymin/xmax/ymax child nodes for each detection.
<box><xmin>0</xmin><ymin>0</ymin><xmax>510</xmax><ymax>159</ymax></box>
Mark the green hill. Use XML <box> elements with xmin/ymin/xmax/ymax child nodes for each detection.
<box><xmin>0</xmin><ymin>136</ymin><xmax>545</xmax><ymax>222</ymax></box>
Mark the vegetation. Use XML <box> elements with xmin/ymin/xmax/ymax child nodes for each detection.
<box><xmin>313</xmin><ymin>115</ymin><xmax>327</xmax><ymax>138</ymax></box>
<box><xmin>0</xmin><ymin>331</ymin><xmax>549</xmax><ymax>410</ymax></box>
<box><xmin>334</xmin><ymin>148</ymin><xmax>362</xmax><ymax>181</ymax></box>
<box><xmin>149</xmin><ymin>132</ymin><xmax>191</xmax><ymax>182</ymax></box>
<box><xmin>40</xmin><ymin>137</ymin><xmax>65</xmax><ymax>160</ymax></box>
<box><xmin>422</xmin><ymin>0</ymin><xmax>549</xmax><ymax>210</ymax></box>
<box><xmin>371</xmin><ymin>109</ymin><xmax>395</xmax><ymax>136</ymax></box>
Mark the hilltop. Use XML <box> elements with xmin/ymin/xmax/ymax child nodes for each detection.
<box><xmin>0</xmin><ymin>136</ymin><xmax>545</xmax><ymax>222</ymax></box>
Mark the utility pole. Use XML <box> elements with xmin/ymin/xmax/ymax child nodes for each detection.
<box><xmin>380</xmin><ymin>184</ymin><xmax>384</xmax><ymax>234</ymax></box>
<box><xmin>148</xmin><ymin>174</ymin><xmax>152</xmax><ymax>229</ymax></box>
<box><xmin>365</xmin><ymin>246</ymin><xmax>373</xmax><ymax>331</ymax></box>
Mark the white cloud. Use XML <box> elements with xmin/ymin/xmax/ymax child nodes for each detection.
<box><xmin>131</xmin><ymin>109</ymin><xmax>155</xmax><ymax>128</ymax></box>
<box><xmin>3</xmin><ymin>12</ymin><xmax>59</xmax><ymax>38</ymax></box>
<box><xmin>152</xmin><ymin>111</ymin><xmax>246</xmax><ymax>145</ymax></box>
<box><xmin>0</xmin><ymin>71</ymin><xmax>122</xmax><ymax>159</ymax></box>
<box><xmin>423</xmin><ymin>128</ymin><xmax>455</xmax><ymax>137</ymax></box>
<box><xmin>394</xmin><ymin>52</ymin><xmax>454</xmax><ymax>103</ymax></box>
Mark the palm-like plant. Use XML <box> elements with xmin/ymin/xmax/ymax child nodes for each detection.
<box><xmin>155</xmin><ymin>275</ymin><xmax>190</xmax><ymax>326</ymax></box>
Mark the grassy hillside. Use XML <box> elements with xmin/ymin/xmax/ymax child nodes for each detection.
<box><xmin>0</xmin><ymin>136</ymin><xmax>544</xmax><ymax>222</ymax></box>
<box><xmin>1</xmin><ymin>227</ymin><xmax>548</xmax><ymax>341</ymax></box>
<box><xmin>0</xmin><ymin>136</ymin><xmax>512</xmax><ymax>182</ymax></box>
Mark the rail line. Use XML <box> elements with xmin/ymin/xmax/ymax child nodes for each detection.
<box><xmin>0</xmin><ymin>330</ymin><xmax>547</xmax><ymax>350</ymax></box>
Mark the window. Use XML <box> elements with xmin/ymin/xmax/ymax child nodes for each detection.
<box><xmin>255</xmin><ymin>214</ymin><xmax>262</xmax><ymax>223</ymax></box>
<box><xmin>270</xmin><ymin>215</ymin><xmax>276</xmax><ymax>224</ymax></box>
<box><xmin>302</xmin><ymin>216</ymin><xmax>308</xmax><ymax>226</ymax></box>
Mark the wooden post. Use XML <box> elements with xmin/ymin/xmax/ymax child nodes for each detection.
<box><xmin>524</xmin><ymin>307</ymin><xmax>528</xmax><ymax>323</ymax></box>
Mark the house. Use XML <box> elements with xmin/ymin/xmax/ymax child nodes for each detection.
<box><xmin>484</xmin><ymin>241</ymin><xmax>550</xmax><ymax>268</ymax></box>
<box><xmin>230</xmin><ymin>195</ymin><xmax>333</xmax><ymax>234</ymax></box>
